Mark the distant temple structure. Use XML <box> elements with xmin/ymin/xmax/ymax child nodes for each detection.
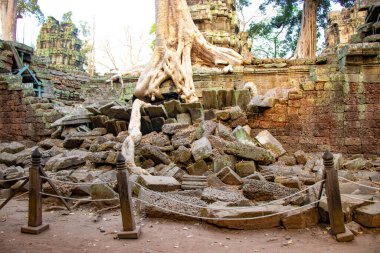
<box><xmin>186</xmin><ymin>0</ymin><xmax>252</xmax><ymax>55</ymax></box>
<box><xmin>35</xmin><ymin>16</ymin><xmax>85</xmax><ymax>71</ymax></box>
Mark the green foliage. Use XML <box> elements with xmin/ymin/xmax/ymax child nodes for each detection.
<box><xmin>79</xmin><ymin>20</ymin><xmax>91</xmax><ymax>38</ymax></box>
<box><xmin>248</xmin><ymin>0</ymin><xmax>355</xmax><ymax>58</ymax></box>
<box><xmin>149</xmin><ymin>23</ymin><xmax>156</xmax><ymax>51</ymax></box>
<box><xmin>17</xmin><ymin>0</ymin><xmax>44</xmax><ymax>24</ymax></box>
<box><xmin>61</xmin><ymin>11</ymin><xmax>73</xmax><ymax>23</ymax></box>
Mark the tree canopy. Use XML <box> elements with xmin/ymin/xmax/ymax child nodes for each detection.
<box><xmin>248</xmin><ymin>0</ymin><xmax>355</xmax><ymax>58</ymax></box>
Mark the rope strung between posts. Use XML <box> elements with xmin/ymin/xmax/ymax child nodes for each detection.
<box><xmin>40</xmin><ymin>192</ymin><xmax>119</xmax><ymax>202</ymax></box>
<box><xmin>338</xmin><ymin>176</ymin><xmax>380</xmax><ymax>191</ymax></box>
<box><xmin>341</xmin><ymin>194</ymin><xmax>380</xmax><ymax>203</ymax></box>
<box><xmin>40</xmin><ymin>176</ymin><xmax>117</xmax><ymax>186</ymax></box>
<box><xmin>0</xmin><ymin>176</ymin><xmax>28</xmax><ymax>182</ymax></box>
<box><xmin>130</xmin><ymin>179</ymin><xmax>325</xmax><ymax>210</ymax></box>
<box><xmin>133</xmin><ymin>197</ymin><xmax>324</xmax><ymax>221</ymax></box>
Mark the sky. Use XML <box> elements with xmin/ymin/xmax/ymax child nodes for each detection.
<box><xmin>6</xmin><ymin>0</ymin><xmax>343</xmax><ymax>74</ymax></box>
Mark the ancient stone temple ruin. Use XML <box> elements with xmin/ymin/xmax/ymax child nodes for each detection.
<box><xmin>187</xmin><ymin>0</ymin><xmax>252</xmax><ymax>55</ymax></box>
<box><xmin>35</xmin><ymin>16</ymin><xmax>85</xmax><ymax>71</ymax></box>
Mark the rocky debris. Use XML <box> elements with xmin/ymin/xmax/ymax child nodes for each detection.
<box><xmin>216</xmin><ymin>167</ymin><xmax>243</xmax><ymax>185</ymax></box>
<box><xmin>44</xmin><ymin>150</ymin><xmax>89</xmax><ymax>171</ymax></box>
<box><xmin>137</xmin><ymin>175</ymin><xmax>181</xmax><ymax>192</ymax></box>
<box><xmin>212</xmin><ymin>154</ymin><xmax>236</xmax><ymax>173</ymax></box>
<box><xmin>38</xmin><ymin>138</ymin><xmax>64</xmax><ymax>149</ymax></box>
<box><xmin>176</xmin><ymin>113</ymin><xmax>192</xmax><ymax>124</ymax></box>
<box><xmin>191</xmin><ymin>137</ymin><xmax>212</xmax><ymax>161</ymax></box>
<box><xmin>209</xmin><ymin>135</ymin><xmax>274</xmax><ymax>164</ymax></box>
<box><xmin>187</xmin><ymin>159</ymin><xmax>209</xmax><ymax>175</ymax></box>
<box><xmin>235</xmin><ymin>161</ymin><xmax>256</xmax><ymax>178</ymax></box>
<box><xmin>0</xmin><ymin>152</ymin><xmax>17</xmax><ymax>166</ymax></box>
<box><xmin>274</xmin><ymin>176</ymin><xmax>302</xmax><ymax>189</ymax></box>
<box><xmin>255</xmin><ymin>130</ymin><xmax>286</xmax><ymax>159</ymax></box>
<box><xmin>354</xmin><ymin>203</ymin><xmax>380</xmax><ymax>228</ymax></box>
<box><xmin>89</xmin><ymin>180</ymin><xmax>119</xmax><ymax>206</ymax></box>
<box><xmin>242</xmin><ymin>179</ymin><xmax>298</xmax><ymax>201</ymax></box>
<box><xmin>278</xmin><ymin>155</ymin><xmax>297</xmax><ymax>166</ymax></box>
<box><xmin>294</xmin><ymin>150</ymin><xmax>308</xmax><ymax>165</ymax></box>
<box><xmin>171</xmin><ymin>125</ymin><xmax>198</xmax><ymax>148</ymax></box>
<box><xmin>0</xmin><ymin>142</ymin><xmax>25</xmax><ymax>154</ymax></box>
<box><xmin>139</xmin><ymin>131</ymin><xmax>171</xmax><ymax>147</ymax></box>
<box><xmin>141</xmin><ymin>145</ymin><xmax>171</xmax><ymax>165</ymax></box>
<box><xmin>232</xmin><ymin>126</ymin><xmax>257</xmax><ymax>146</ymax></box>
<box><xmin>172</xmin><ymin>146</ymin><xmax>192</xmax><ymax>164</ymax></box>
<box><xmin>346</xmin><ymin>221</ymin><xmax>365</xmax><ymax>235</ymax></box>
<box><xmin>343</xmin><ymin>158</ymin><xmax>370</xmax><ymax>170</ymax></box>
<box><xmin>182</xmin><ymin>175</ymin><xmax>208</xmax><ymax>190</ymax></box>
<box><xmin>162</xmin><ymin>123</ymin><xmax>189</xmax><ymax>135</ymax></box>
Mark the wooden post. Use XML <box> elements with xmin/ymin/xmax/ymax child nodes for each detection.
<box><xmin>323</xmin><ymin>150</ymin><xmax>354</xmax><ymax>242</ymax></box>
<box><xmin>21</xmin><ymin>148</ymin><xmax>49</xmax><ymax>234</ymax></box>
<box><xmin>116</xmin><ymin>153</ymin><xmax>141</xmax><ymax>239</ymax></box>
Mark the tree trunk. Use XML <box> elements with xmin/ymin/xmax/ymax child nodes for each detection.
<box><xmin>1</xmin><ymin>0</ymin><xmax>17</xmax><ymax>41</ymax></box>
<box><xmin>134</xmin><ymin>0</ymin><xmax>243</xmax><ymax>103</ymax></box>
<box><xmin>293</xmin><ymin>0</ymin><xmax>318</xmax><ymax>60</ymax></box>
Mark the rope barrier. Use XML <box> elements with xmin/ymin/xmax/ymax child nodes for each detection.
<box><xmin>131</xmin><ymin>179</ymin><xmax>325</xmax><ymax>210</ymax></box>
<box><xmin>0</xmin><ymin>176</ymin><xmax>28</xmax><ymax>182</ymax></box>
<box><xmin>41</xmin><ymin>192</ymin><xmax>119</xmax><ymax>202</ymax></box>
<box><xmin>133</xmin><ymin>197</ymin><xmax>324</xmax><ymax>221</ymax></box>
<box><xmin>40</xmin><ymin>176</ymin><xmax>117</xmax><ymax>186</ymax></box>
<box><xmin>341</xmin><ymin>194</ymin><xmax>380</xmax><ymax>203</ymax></box>
<box><xmin>338</xmin><ymin>176</ymin><xmax>380</xmax><ymax>191</ymax></box>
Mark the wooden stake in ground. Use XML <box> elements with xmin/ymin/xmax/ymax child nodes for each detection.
<box><xmin>134</xmin><ymin>0</ymin><xmax>243</xmax><ymax>102</ymax></box>
<box><xmin>21</xmin><ymin>148</ymin><xmax>49</xmax><ymax>234</ymax></box>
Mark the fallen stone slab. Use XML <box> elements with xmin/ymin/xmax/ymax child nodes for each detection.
<box><xmin>0</xmin><ymin>142</ymin><xmax>25</xmax><ymax>154</ymax></box>
<box><xmin>232</xmin><ymin>126</ymin><xmax>258</xmax><ymax>146</ymax></box>
<box><xmin>201</xmin><ymin>188</ymin><xmax>249</xmax><ymax>204</ymax></box>
<box><xmin>137</xmin><ymin>175</ymin><xmax>181</xmax><ymax>192</ymax></box>
<box><xmin>208</xmin><ymin>135</ymin><xmax>274</xmax><ymax>165</ymax></box>
<box><xmin>206</xmin><ymin>204</ymin><xmax>292</xmax><ymax>229</ymax></box>
<box><xmin>138</xmin><ymin>189</ymin><xmax>207</xmax><ymax>220</ymax></box>
<box><xmin>164</xmin><ymin>100</ymin><xmax>182</xmax><ymax>118</ymax></box>
<box><xmin>242</xmin><ymin>179</ymin><xmax>298</xmax><ymax>201</ymax></box>
<box><xmin>191</xmin><ymin>137</ymin><xmax>212</xmax><ymax>161</ymax></box>
<box><xmin>89</xmin><ymin>179</ymin><xmax>119</xmax><ymax>206</ymax></box>
<box><xmin>63</xmin><ymin>136</ymin><xmax>85</xmax><ymax>149</ymax></box>
<box><xmin>281</xmin><ymin>206</ymin><xmax>319</xmax><ymax>229</ymax></box>
<box><xmin>141</xmin><ymin>145</ymin><xmax>171</xmax><ymax>165</ymax></box>
<box><xmin>354</xmin><ymin>202</ymin><xmax>380</xmax><ymax>228</ymax></box>
<box><xmin>346</xmin><ymin>221</ymin><xmax>364</xmax><ymax>235</ymax></box>
<box><xmin>216</xmin><ymin>167</ymin><xmax>243</xmax><ymax>185</ymax></box>
<box><xmin>162</xmin><ymin>123</ymin><xmax>189</xmax><ymax>135</ymax></box>
<box><xmin>44</xmin><ymin>152</ymin><xmax>89</xmax><ymax>172</ymax></box>
<box><xmin>255</xmin><ymin>130</ymin><xmax>286</xmax><ymax>159</ymax></box>
<box><xmin>319</xmin><ymin>194</ymin><xmax>373</xmax><ymax>223</ymax></box>
<box><xmin>336</xmin><ymin>226</ymin><xmax>355</xmax><ymax>242</ymax></box>
<box><xmin>38</xmin><ymin>138</ymin><xmax>64</xmax><ymax>149</ymax></box>
<box><xmin>294</xmin><ymin>150</ymin><xmax>308</xmax><ymax>165</ymax></box>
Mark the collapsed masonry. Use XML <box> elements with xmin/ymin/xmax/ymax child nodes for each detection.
<box><xmin>0</xmin><ymin>99</ymin><xmax>379</xmax><ymax>230</ymax></box>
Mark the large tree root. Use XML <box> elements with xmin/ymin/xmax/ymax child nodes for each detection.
<box><xmin>134</xmin><ymin>0</ymin><xmax>243</xmax><ymax>103</ymax></box>
<box><xmin>121</xmin><ymin>99</ymin><xmax>150</xmax><ymax>175</ymax></box>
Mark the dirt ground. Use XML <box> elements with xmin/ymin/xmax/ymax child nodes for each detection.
<box><xmin>0</xmin><ymin>199</ymin><xmax>379</xmax><ymax>253</ymax></box>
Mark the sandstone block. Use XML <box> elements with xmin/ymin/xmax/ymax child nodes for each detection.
<box><xmin>187</xmin><ymin>159</ymin><xmax>208</xmax><ymax>176</ymax></box>
<box><xmin>191</xmin><ymin>137</ymin><xmax>212</xmax><ymax>161</ymax></box>
<box><xmin>354</xmin><ymin>203</ymin><xmax>380</xmax><ymax>228</ymax></box>
<box><xmin>235</xmin><ymin>161</ymin><xmax>256</xmax><ymax>177</ymax></box>
<box><xmin>141</xmin><ymin>145</ymin><xmax>171</xmax><ymax>165</ymax></box>
<box><xmin>138</xmin><ymin>175</ymin><xmax>181</xmax><ymax>192</ymax></box>
<box><xmin>216</xmin><ymin>167</ymin><xmax>243</xmax><ymax>185</ymax></box>
<box><xmin>255</xmin><ymin>130</ymin><xmax>286</xmax><ymax>159</ymax></box>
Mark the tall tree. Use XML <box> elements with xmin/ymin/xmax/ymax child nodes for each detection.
<box><xmin>133</xmin><ymin>0</ymin><xmax>243</xmax><ymax>103</ymax></box>
<box><xmin>0</xmin><ymin>0</ymin><xmax>43</xmax><ymax>41</ymax></box>
<box><xmin>250</xmin><ymin>0</ymin><xmax>355</xmax><ymax>59</ymax></box>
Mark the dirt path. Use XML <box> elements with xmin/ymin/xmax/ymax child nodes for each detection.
<box><xmin>0</xmin><ymin>199</ymin><xmax>379</xmax><ymax>253</ymax></box>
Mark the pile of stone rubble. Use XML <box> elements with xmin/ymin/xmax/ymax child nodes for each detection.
<box><xmin>0</xmin><ymin>99</ymin><xmax>379</xmax><ymax>231</ymax></box>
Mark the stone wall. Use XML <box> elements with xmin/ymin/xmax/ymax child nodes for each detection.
<box><xmin>0</xmin><ymin>74</ymin><xmax>62</xmax><ymax>143</ymax></box>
